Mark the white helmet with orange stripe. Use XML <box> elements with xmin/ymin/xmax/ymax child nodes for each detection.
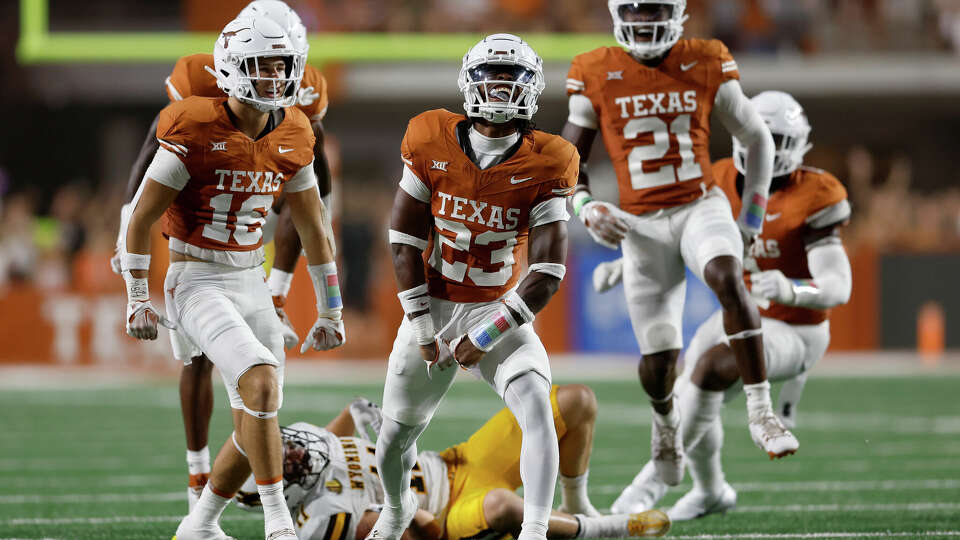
<box><xmin>609</xmin><ymin>0</ymin><xmax>688</xmax><ymax>59</ymax></box>
<box><xmin>209</xmin><ymin>16</ymin><xmax>305</xmax><ymax>112</ymax></box>
<box><xmin>734</xmin><ymin>91</ymin><xmax>813</xmax><ymax>177</ymax></box>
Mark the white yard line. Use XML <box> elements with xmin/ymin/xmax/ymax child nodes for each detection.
<box><xmin>732</xmin><ymin>502</ymin><xmax>960</xmax><ymax>513</ymax></box>
<box><xmin>669</xmin><ymin>532</ymin><xmax>960</xmax><ymax>539</ymax></box>
<box><xmin>592</xmin><ymin>478</ymin><xmax>960</xmax><ymax>494</ymax></box>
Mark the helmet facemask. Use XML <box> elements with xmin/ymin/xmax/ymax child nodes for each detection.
<box><xmin>280</xmin><ymin>426</ymin><xmax>331</xmax><ymax>492</ymax></box>
<box><xmin>231</xmin><ymin>52</ymin><xmax>304</xmax><ymax>112</ymax></box>
<box><xmin>609</xmin><ymin>0</ymin><xmax>688</xmax><ymax>59</ymax></box>
<box><xmin>458</xmin><ymin>34</ymin><xmax>545</xmax><ymax>124</ymax></box>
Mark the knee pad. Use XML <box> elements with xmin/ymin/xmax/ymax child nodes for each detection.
<box><xmin>644</xmin><ymin>322</ymin><xmax>680</xmax><ymax>354</ymax></box>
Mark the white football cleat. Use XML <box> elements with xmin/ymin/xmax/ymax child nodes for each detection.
<box><xmin>611</xmin><ymin>461</ymin><xmax>668</xmax><ymax>514</ymax></box>
<box><xmin>651</xmin><ymin>415</ymin><xmax>684</xmax><ymax>486</ymax></box>
<box><xmin>667</xmin><ymin>483</ymin><xmax>737</xmax><ymax>522</ymax></box>
<box><xmin>749</xmin><ymin>408</ymin><xmax>799</xmax><ymax>459</ymax></box>
<box><xmin>365</xmin><ymin>490</ymin><xmax>418</xmax><ymax>540</ymax></box>
<box><xmin>173</xmin><ymin>518</ymin><xmax>236</xmax><ymax>540</ymax></box>
<box><xmin>265</xmin><ymin>528</ymin><xmax>298</xmax><ymax>540</ymax></box>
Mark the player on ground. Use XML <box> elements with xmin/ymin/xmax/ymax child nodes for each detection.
<box><xmin>120</xmin><ymin>16</ymin><xmax>344</xmax><ymax>540</ymax></box>
<box><xmin>112</xmin><ymin>0</ymin><xmax>335</xmax><ymax>510</ymax></box>
<box><xmin>561</xmin><ymin>0</ymin><xmax>793</xmax><ymax>486</ymax></box>
<box><xmin>375</xmin><ymin>34</ymin><xmax>578</xmax><ymax>540</ymax></box>
<box><xmin>608</xmin><ymin>91</ymin><xmax>852</xmax><ymax>520</ymax></box>
<box><xmin>237</xmin><ymin>385</ymin><xmax>670</xmax><ymax>539</ymax></box>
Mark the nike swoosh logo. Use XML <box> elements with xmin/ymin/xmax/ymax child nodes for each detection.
<box><xmin>765</xmin><ymin>213</ymin><xmax>781</xmax><ymax>222</ymax></box>
<box><xmin>278</xmin><ymin>146</ymin><xmax>294</xmax><ymax>154</ymax></box>
<box><xmin>680</xmin><ymin>61</ymin><xmax>698</xmax><ymax>71</ymax></box>
<box><xmin>510</xmin><ymin>176</ymin><xmax>534</xmax><ymax>184</ymax></box>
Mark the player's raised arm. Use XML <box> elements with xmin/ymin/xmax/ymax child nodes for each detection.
<box><xmin>285</xmin><ymin>171</ymin><xmax>345</xmax><ymax>353</ymax></box>
<box><xmin>713</xmin><ymin>79</ymin><xmax>775</xmax><ymax>240</ymax></box>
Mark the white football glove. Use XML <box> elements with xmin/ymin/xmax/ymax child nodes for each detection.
<box><xmin>273</xmin><ymin>301</ymin><xmax>300</xmax><ymax>350</ymax></box>
<box><xmin>126</xmin><ymin>300</ymin><xmax>176</xmax><ymax>340</ymax></box>
<box><xmin>580</xmin><ymin>201</ymin><xmax>629</xmax><ymax>249</ymax></box>
<box><xmin>348</xmin><ymin>398</ymin><xmax>383</xmax><ymax>442</ymax></box>
<box><xmin>750</xmin><ymin>270</ymin><xmax>795</xmax><ymax>305</ymax></box>
<box><xmin>592</xmin><ymin>258</ymin><xmax>624</xmax><ymax>293</ymax></box>
<box><xmin>300</xmin><ymin>316</ymin><xmax>345</xmax><ymax>353</ymax></box>
<box><xmin>297</xmin><ymin>86</ymin><xmax>320</xmax><ymax>107</ymax></box>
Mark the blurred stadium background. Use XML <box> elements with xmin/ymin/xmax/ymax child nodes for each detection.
<box><xmin>1</xmin><ymin>1</ymin><xmax>960</xmax><ymax>537</ymax></box>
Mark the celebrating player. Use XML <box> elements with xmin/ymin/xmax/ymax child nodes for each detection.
<box><xmin>237</xmin><ymin>385</ymin><xmax>670</xmax><ymax>539</ymax></box>
<box><xmin>112</xmin><ymin>0</ymin><xmax>335</xmax><ymax>510</ymax></box>
<box><xmin>561</xmin><ymin>0</ymin><xmax>793</xmax><ymax>485</ymax></box>
<box><xmin>120</xmin><ymin>16</ymin><xmax>344</xmax><ymax>540</ymax></box>
<box><xmin>374</xmin><ymin>34</ymin><xmax>578</xmax><ymax>540</ymax></box>
<box><xmin>609</xmin><ymin>91</ymin><xmax>852</xmax><ymax>520</ymax></box>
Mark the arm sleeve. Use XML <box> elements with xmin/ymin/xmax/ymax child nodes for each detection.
<box><xmin>567</xmin><ymin>94</ymin><xmax>598</xmax><ymax>130</ymax></box>
<box><xmin>285</xmin><ymin>161</ymin><xmax>319</xmax><ymax>193</ymax></box>
<box><xmin>399</xmin><ymin>164</ymin><xmax>431</xmax><ymax>203</ymax></box>
<box><xmin>713</xmin><ymin>79</ymin><xmax>773</xmax><ymax>233</ymax></box>
<box><xmin>144</xmin><ymin>147</ymin><xmax>190</xmax><ymax>190</ymax></box>
<box><xmin>792</xmin><ymin>242</ymin><xmax>852</xmax><ymax>309</ymax></box>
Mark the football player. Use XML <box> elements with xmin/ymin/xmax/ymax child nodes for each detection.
<box><xmin>120</xmin><ymin>16</ymin><xmax>344</xmax><ymax>540</ymax></box>
<box><xmin>112</xmin><ymin>0</ymin><xmax>334</xmax><ymax>510</ymax></box>
<box><xmin>561</xmin><ymin>0</ymin><xmax>793</xmax><ymax>486</ymax></box>
<box><xmin>238</xmin><ymin>385</ymin><xmax>670</xmax><ymax>540</ymax></box>
<box><xmin>607</xmin><ymin>91</ymin><xmax>852</xmax><ymax>520</ymax></box>
<box><xmin>375</xmin><ymin>34</ymin><xmax>578</xmax><ymax>540</ymax></box>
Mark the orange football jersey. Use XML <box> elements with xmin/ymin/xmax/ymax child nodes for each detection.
<box><xmin>713</xmin><ymin>158</ymin><xmax>848</xmax><ymax>325</ymax></box>
<box><xmin>401</xmin><ymin>110</ymin><xmax>579</xmax><ymax>303</ymax></box>
<box><xmin>164</xmin><ymin>53</ymin><xmax>330</xmax><ymax>121</ymax></box>
<box><xmin>567</xmin><ymin>40</ymin><xmax>739</xmax><ymax>214</ymax></box>
<box><xmin>157</xmin><ymin>96</ymin><xmax>315</xmax><ymax>255</ymax></box>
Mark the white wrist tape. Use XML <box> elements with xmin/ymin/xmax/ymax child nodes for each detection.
<box><xmin>409</xmin><ymin>312</ymin><xmax>436</xmax><ymax>345</ymax></box>
<box><xmin>121</xmin><ymin>252</ymin><xmax>151</xmax><ymax>272</ymax></box>
<box><xmin>397</xmin><ymin>283</ymin><xmax>431</xmax><ymax>314</ymax></box>
<box><xmin>502</xmin><ymin>290</ymin><xmax>535</xmax><ymax>325</ymax></box>
<box><xmin>389</xmin><ymin>229</ymin><xmax>429</xmax><ymax>251</ymax></box>
<box><xmin>528</xmin><ymin>262</ymin><xmax>566</xmax><ymax>280</ymax></box>
<box><xmin>307</xmin><ymin>262</ymin><xmax>342</xmax><ymax>317</ymax></box>
<box><xmin>267</xmin><ymin>269</ymin><xmax>294</xmax><ymax>298</ymax></box>
<box><xmin>467</xmin><ymin>305</ymin><xmax>519</xmax><ymax>352</ymax></box>
<box><xmin>122</xmin><ymin>272</ymin><xmax>150</xmax><ymax>302</ymax></box>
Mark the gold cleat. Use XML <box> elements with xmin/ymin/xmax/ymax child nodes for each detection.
<box><xmin>626</xmin><ymin>509</ymin><xmax>671</xmax><ymax>537</ymax></box>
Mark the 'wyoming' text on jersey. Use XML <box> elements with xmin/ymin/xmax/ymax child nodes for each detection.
<box><xmin>614</xmin><ymin>91</ymin><xmax>698</xmax><ymax>119</ymax></box>
<box><xmin>214</xmin><ymin>169</ymin><xmax>285</xmax><ymax>193</ymax></box>
<box><xmin>436</xmin><ymin>191</ymin><xmax>521</xmax><ymax>231</ymax></box>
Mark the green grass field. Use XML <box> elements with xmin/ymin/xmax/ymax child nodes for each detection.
<box><xmin>2</xmin><ymin>373</ymin><xmax>959</xmax><ymax>539</ymax></box>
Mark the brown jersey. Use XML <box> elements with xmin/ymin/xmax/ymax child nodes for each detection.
<box><xmin>567</xmin><ymin>40</ymin><xmax>739</xmax><ymax>214</ymax></box>
<box><xmin>156</xmin><ymin>96</ymin><xmax>315</xmax><ymax>257</ymax></box>
<box><xmin>165</xmin><ymin>53</ymin><xmax>330</xmax><ymax>121</ymax></box>
<box><xmin>401</xmin><ymin>110</ymin><xmax>579</xmax><ymax>303</ymax></box>
<box><xmin>713</xmin><ymin>158</ymin><xmax>848</xmax><ymax>325</ymax></box>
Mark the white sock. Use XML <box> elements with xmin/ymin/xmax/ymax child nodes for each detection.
<box><xmin>560</xmin><ymin>471</ymin><xmax>593</xmax><ymax>512</ymax></box>
<box><xmin>678</xmin><ymin>385</ymin><xmax>724</xmax><ymax>452</ymax></box>
<box><xmin>258</xmin><ymin>480</ymin><xmax>295</xmax><ymax>533</ymax></box>
<box><xmin>575</xmin><ymin>514</ymin><xmax>634</xmax><ymax>538</ymax></box>
<box><xmin>687</xmin><ymin>419</ymin><xmax>725</xmax><ymax>494</ymax></box>
<box><xmin>503</xmin><ymin>372</ymin><xmax>557</xmax><ymax>540</ymax></box>
<box><xmin>377</xmin><ymin>418</ymin><xmax>427</xmax><ymax>508</ymax></box>
<box><xmin>189</xmin><ymin>483</ymin><xmax>231</xmax><ymax>527</ymax></box>
<box><xmin>744</xmin><ymin>380</ymin><xmax>773</xmax><ymax>417</ymax></box>
<box><xmin>186</xmin><ymin>446</ymin><xmax>210</xmax><ymax>476</ymax></box>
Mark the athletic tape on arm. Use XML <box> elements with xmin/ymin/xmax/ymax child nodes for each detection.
<box><xmin>389</xmin><ymin>229</ymin><xmax>429</xmax><ymax>251</ymax></box>
<box><xmin>528</xmin><ymin>262</ymin><xmax>566</xmax><ymax>280</ymax></box>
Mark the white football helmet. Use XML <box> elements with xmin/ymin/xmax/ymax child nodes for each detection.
<box><xmin>458</xmin><ymin>33</ymin><xmax>545</xmax><ymax>124</ymax></box>
<box><xmin>734</xmin><ymin>91</ymin><xmax>813</xmax><ymax>177</ymax></box>
<box><xmin>209</xmin><ymin>16</ymin><xmax>305</xmax><ymax>112</ymax></box>
<box><xmin>609</xmin><ymin>0</ymin><xmax>688</xmax><ymax>59</ymax></box>
<box><xmin>239</xmin><ymin>0</ymin><xmax>309</xmax><ymax>53</ymax></box>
